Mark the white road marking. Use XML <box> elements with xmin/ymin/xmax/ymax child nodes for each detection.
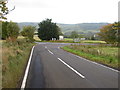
<box><xmin>38</xmin><ymin>43</ymin><xmax>47</xmax><ymax>44</ymax></box>
<box><xmin>57</xmin><ymin>58</ymin><xmax>85</xmax><ymax>79</ymax></box>
<box><xmin>21</xmin><ymin>46</ymin><xmax>35</xmax><ymax>89</ymax></box>
<box><xmin>48</xmin><ymin>50</ymin><xmax>54</xmax><ymax>55</ymax></box>
<box><xmin>58</xmin><ymin>47</ymin><xmax>60</xmax><ymax>49</ymax></box>
<box><xmin>45</xmin><ymin>46</ymin><xmax>47</xmax><ymax>49</ymax></box>
<box><xmin>72</xmin><ymin>54</ymin><xmax>119</xmax><ymax>72</ymax></box>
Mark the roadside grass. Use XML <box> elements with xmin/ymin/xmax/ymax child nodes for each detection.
<box><xmin>0</xmin><ymin>40</ymin><xmax>2</xmax><ymax>89</ymax></box>
<box><xmin>61</xmin><ymin>45</ymin><xmax>118</xmax><ymax>69</ymax></box>
<box><xmin>2</xmin><ymin>39</ymin><xmax>35</xmax><ymax>88</ymax></box>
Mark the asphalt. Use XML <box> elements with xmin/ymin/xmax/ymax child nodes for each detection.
<box><xmin>25</xmin><ymin>42</ymin><xmax>119</xmax><ymax>88</ymax></box>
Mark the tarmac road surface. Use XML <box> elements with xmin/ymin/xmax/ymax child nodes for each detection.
<box><xmin>24</xmin><ymin>42</ymin><xmax>118</xmax><ymax>88</ymax></box>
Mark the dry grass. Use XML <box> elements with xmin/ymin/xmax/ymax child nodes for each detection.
<box><xmin>81</xmin><ymin>40</ymin><xmax>106</xmax><ymax>43</ymax></box>
<box><xmin>18</xmin><ymin>35</ymin><xmax>41</xmax><ymax>41</ymax></box>
<box><xmin>2</xmin><ymin>47</ymin><xmax>15</xmax><ymax>72</ymax></box>
<box><xmin>34</xmin><ymin>35</ymin><xmax>41</xmax><ymax>41</ymax></box>
<box><xmin>0</xmin><ymin>44</ymin><xmax>2</xmax><ymax>89</ymax></box>
<box><xmin>0</xmin><ymin>40</ymin><xmax>2</xmax><ymax>43</ymax></box>
<box><xmin>2</xmin><ymin>40</ymin><xmax>34</xmax><ymax>88</ymax></box>
<box><xmin>0</xmin><ymin>40</ymin><xmax>5</xmax><ymax>43</ymax></box>
<box><xmin>17</xmin><ymin>36</ymin><xmax>25</xmax><ymax>39</ymax></box>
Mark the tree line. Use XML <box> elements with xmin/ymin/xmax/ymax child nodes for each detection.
<box><xmin>0</xmin><ymin>1</ymin><xmax>119</xmax><ymax>45</ymax></box>
<box><xmin>65</xmin><ymin>22</ymin><xmax>119</xmax><ymax>45</ymax></box>
<box><xmin>98</xmin><ymin>22</ymin><xmax>119</xmax><ymax>45</ymax></box>
<box><xmin>1</xmin><ymin>19</ymin><xmax>119</xmax><ymax>45</ymax></box>
<box><xmin>1</xmin><ymin>19</ymin><xmax>62</xmax><ymax>42</ymax></box>
<box><xmin>1</xmin><ymin>21</ymin><xmax>36</xmax><ymax>42</ymax></box>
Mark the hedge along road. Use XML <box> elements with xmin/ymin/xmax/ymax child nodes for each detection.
<box><xmin>21</xmin><ymin>42</ymin><xmax>118</xmax><ymax>88</ymax></box>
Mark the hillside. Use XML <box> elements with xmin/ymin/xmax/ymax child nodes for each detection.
<box><xmin>57</xmin><ymin>23</ymin><xmax>109</xmax><ymax>35</ymax></box>
<box><xmin>17</xmin><ymin>22</ymin><xmax>39</xmax><ymax>30</ymax></box>
<box><xmin>18</xmin><ymin>22</ymin><xmax>109</xmax><ymax>34</ymax></box>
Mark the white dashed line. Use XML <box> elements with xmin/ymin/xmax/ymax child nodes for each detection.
<box><xmin>45</xmin><ymin>46</ymin><xmax>47</xmax><ymax>49</ymax></box>
<box><xmin>57</xmin><ymin>58</ymin><xmax>85</xmax><ymax>79</ymax></box>
<box><xmin>48</xmin><ymin>50</ymin><xmax>54</xmax><ymax>55</ymax></box>
<box><xmin>21</xmin><ymin>46</ymin><xmax>35</xmax><ymax>89</ymax></box>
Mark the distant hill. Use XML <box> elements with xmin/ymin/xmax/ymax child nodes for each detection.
<box><xmin>57</xmin><ymin>23</ymin><xmax>109</xmax><ymax>35</ymax></box>
<box><xmin>18</xmin><ymin>22</ymin><xmax>109</xmax><ymax>35</ymax></box>
<box><xmin>17</xmin><ymin>22</ymin><xmax>39</xmax><ymax>30</ymax></box>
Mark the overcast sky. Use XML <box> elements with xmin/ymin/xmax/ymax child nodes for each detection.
<box><xmin>6</xmin><ymin>0</ymin><xmax>119</xmax><ymax>24</ymax></box>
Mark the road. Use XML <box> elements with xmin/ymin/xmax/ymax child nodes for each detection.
<box><xmin>24</xmin><ymin>42</ymin><xmax>118</xmax><ymax>88</ymax></box>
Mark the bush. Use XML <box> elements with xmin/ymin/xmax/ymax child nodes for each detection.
<box><xmin>21</xmin><ymin>25</ymin><xmax>36</xmax><ymax>42</ymax></box>
<box><xmin>2</xmin><ymin>21</ymin><xmax>20</xmax><ymax>41</ymax></box>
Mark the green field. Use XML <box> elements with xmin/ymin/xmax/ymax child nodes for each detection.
<box><xmin>33</xmin><ymin>35</ymin><xmax>41</xmax><ymax>41</ymax></box>
<box><xmin>61</xmin><ymin>45</ymin><xmax>118</xmax><ymax>69</ymax></box>
<box><xmin>38</xmin><ymin>38</ymin><xmax>106</xmax><ymax>44</ymax></box>
<box><xmin>64</xmin><ymin>38</ymin><xmax>73</xmax><ymax>41</ymax></box>
<box><xmin>81</xmin><ymin>40</ymin><xmax>106</xmax><ymax>43</ymax></box>
<box><xmin>2</xmin><ymin>39</ymin><xmax>35</xmax><ymax>88</ymax></box>
<box><xmin>18</xmin><ymin>35</ymin><xmax>41</xmax><ymax>41</ymax></box>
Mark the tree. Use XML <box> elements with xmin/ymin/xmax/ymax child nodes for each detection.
<box><xmin>1</xmin><ymin>21</ymin><xmax>9</xmax><ymax>39</ymax></box>
<box><xmin>79</xmin><ymin>34</ymin><xmax>85</xmax><ymax>38</ymax></box>
<box><xmin>0</xmin><ymin>0</ymin><xmax>15</xmax><ymax>20</ymax></box>
<box><xmin>97</xmin><ymin>23</ymin><xmax>118</xmax><ymax>44</ymax></box>
<box><xmin>112</xmin><ymin>22</ymin><xmax>119</xmax><ymax>42</ymax></box>
<box><xmin>38</xmin><ymin>19</ymin><xmax>61</xmax><ymax>40</ymax></box>
<box><xmin>0</xmin><ymin>1</ymin><xmax>8</xmax><ymax>20</ymax></box>
<box><xmin>21</xmin><ymin>25</ymin><xmax>36</xmax><ymax>42</ymax></box>
<box><xmin>70</xmin><ymin>31</ymin><xmax>79</xmax><ymax>39</ymax></box>
<box><xmin>7</xmin><ymin>21</ymin><xmax>20</xmax><ymax>41</ymax></box>
<box><xmin>1</xmin><ymin>21</ymin><xmax>20</xmax><ymax>41</ymax></box>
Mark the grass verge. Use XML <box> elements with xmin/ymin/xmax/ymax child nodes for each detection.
<box><xmin>61</xmin><ymin>45</ymin><xmax>118</xmax><ymax>69</ymax></box>
<box><xmin>2</xmin><ymin>39</ymin><xmax>35</xmax><ymax>88</ymax></box>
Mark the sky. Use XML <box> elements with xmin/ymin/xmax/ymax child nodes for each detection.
<box><xmin>6</xmin><ymin>0</ymin><xmax>119</xmax><ymax>24</ymax></box>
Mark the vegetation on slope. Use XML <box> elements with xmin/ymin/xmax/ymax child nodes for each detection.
<box><xmin>2</xmin><ymin>39</ymin><xmax>35</xmax><ymax>88</ymax></box>
<box><xmin>62</xmin><ymin>45</ymin><xmax>118</xmax><ymax>69</ymax></box>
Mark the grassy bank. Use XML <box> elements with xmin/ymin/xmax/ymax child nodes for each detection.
<box><xmin>2</xmin><ymin>39</ymin><xmax>35</xmax><ymax>88</ymax></box>
<box><xmin>61</xmin><ymin>45</ymin><xmax>118</xmax><ymax>69</ymax></box>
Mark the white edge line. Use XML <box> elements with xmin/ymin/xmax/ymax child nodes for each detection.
<box><xmin>48</xmin><ymin>50</ymin><xmax>54</xmax><ymax>55</ymax></box>
<box><xmin>21</xmin><ymin>46</ymin><xmax>35</xmax><ymax>89</ymax></box>
<box><xmin>57</xmin><ymin>58</ymin><xmax>85</xmax><ymax>79</ymax></box>
<box><xmin>72</xmin><ymin>54</ymin><xmax>119</xmax><ymax>73</ymax></box>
